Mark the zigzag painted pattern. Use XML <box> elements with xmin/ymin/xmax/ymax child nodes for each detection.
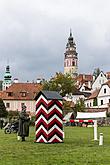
<box><xmin>35</xmin><ymin>94</ymin><xmax>63</xmax><ymax>143</ymax></box>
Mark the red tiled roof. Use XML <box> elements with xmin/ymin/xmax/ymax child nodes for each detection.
<box><xmin>103</xmin><ymin>80</ymin><xmax>110</xmax><ymax>88</ymax></box>
<box><xmin>1</xmin><ymin>83</ymin><xmax>43</xmax><ymax>100</ymax></box>
<box><xmin>0</xmin><ymin>91</ymin><xmax>3</xmax><ymax>98</ymax></box>
<box><xmin>87</xmin><ymin>89</ymin><xmax>100</xmax><ymax>100</ymax></box>
<box><xmin>85</xmin><ymin>108</ymin><xmax>107</xmax><ymax>112</ymax></box>
<box><xmin>76</xmin><ymin>74</ymin><xmax>93</xmax><ymax>82</ymax></box>
<box><xmin>106</xmin><ymin>72</ymin><xmax>110</xmax><ymax>79</ymax></box>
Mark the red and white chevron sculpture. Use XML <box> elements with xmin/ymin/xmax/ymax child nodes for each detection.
<box><xmin>35</xmin><ymin>91</ymin><xmax>63</xmax><ymax>143</ymax></box>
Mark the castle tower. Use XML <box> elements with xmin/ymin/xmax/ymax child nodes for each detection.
<box><xmin>64</xmin><ymin>30</ymin><xmax>78</xmax><ymax>77</ymax></box>
<box><xmin>2</xmin><ymin>65</ymin><xmax>12</xmax><ymax>90</ymax></box>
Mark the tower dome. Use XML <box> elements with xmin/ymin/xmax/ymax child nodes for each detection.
<box><xmin>2</xmin><ymin>65</ymin><xmax>12</xmax><ymax>90</ymax></box>
<box><xmin>4</xmin><ymin>65</ymin><xmax>12</xmax><ymax>80</ymax></box>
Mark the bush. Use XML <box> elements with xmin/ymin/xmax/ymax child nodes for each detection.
<box><xmin>8</xmin><ymin>110</ymin><xmax>19</xmax><ymax>122</ymax></box>
<box><xmin>107</xmin><ymin>112</ymin><xmax>110</xmax><ymax>117</ymax></box>
<box><xmin>30</xmin><ymin>116</ymin><xmax>36</xmax><ymax>126</ymax></box>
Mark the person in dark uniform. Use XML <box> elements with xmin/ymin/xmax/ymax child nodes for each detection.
<box><xmin>0</xmin><ymin>119</ymin><xmax>4</xmax><ymax>129</ymax></box>
<box><xmin>18</xmin><ymin>105</ymin><xmax>30</xmax><ymax>141</ymax></box>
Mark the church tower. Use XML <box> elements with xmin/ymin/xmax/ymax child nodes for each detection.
<box><xmin>2</xmin><ymin>65</ymin><xmax>12</xmax><ymax>90</ymax></box>
<box><xmin>64</xmin><ymin>30</ymin><xmax>78</xmax><ymax>77</ymax></box>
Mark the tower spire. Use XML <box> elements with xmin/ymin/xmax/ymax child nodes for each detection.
<box><xmin>64</xmin><ymin>30</ymin><xmax>78</xmax><ymax>78</ymax></box>
<box><xmin>2</xmin><ymin>65</ymin><xmax>12</xmax><ymax>90</ymax></box>
<box><xmin>70</xmin><ymin>28</ymin><xmax>72</xmax><ymax>37</ymax></box>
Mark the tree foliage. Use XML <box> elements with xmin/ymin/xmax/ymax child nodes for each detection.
<box><xmin>93</xmin><ymin>68</ymin><xmax>101</xmax><ymax>79</ymax></box>
<box><xmin>93</xmin><ymin>98</ymin><xmax>97</xmax><ymax>106</ymax></box>
<box><xmin>8</xmin><ymin>110</ymin><xmax>19</xmax><ymax>122</ymax></box>
<box><xmin>43</xmin><ymin>72</ymin><xmax>76</xmax><ymax>97</ymax></box>
<box><xmin>74</xmin><ymin>98</ymin><xmax>85</xmax><ymax>117</ymax></box>
<box><xmin>0</xmin><ymin>98</ymin><xmax>8</xmax><ymax>118</ymax></box>
<box><xmin>62</xmin><ymin>100</ymin><xmax>73</xmax><ymax>116</ymax></box>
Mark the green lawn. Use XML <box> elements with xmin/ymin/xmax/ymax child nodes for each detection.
<box><xmin>0</xmin><ymin>126</ymin><xmax>110</xmax><ymax>165</ymax></box>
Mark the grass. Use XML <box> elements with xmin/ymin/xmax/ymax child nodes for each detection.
<box><xmin>0</xmin><ymin>126</ymin><xmax>110</xmax><ymax>165</ymax></box>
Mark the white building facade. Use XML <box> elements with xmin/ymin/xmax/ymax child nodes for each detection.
<box><xmin>97</xmin><ymin>83</ymin><xmax>110</xmax><ymax>108</ymax></box>
<box><xmin>92</xmin><ymin>71</ymin><xmax>108</xmax><ymax>91</ymax></box>
<box><xmin>85</xmin><ymin>81</ymin><xmax>110</xmax><ymax>109</ymax></box>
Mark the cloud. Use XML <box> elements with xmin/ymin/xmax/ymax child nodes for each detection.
<box><xmin>0</xmin><ymin>0</ymin><xmax>110</xmax><ymax>81</ymax></box>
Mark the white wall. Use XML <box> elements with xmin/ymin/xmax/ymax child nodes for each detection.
<box><xmin>4</xmin><ymin>100</ymin><xmax>36</xmax><ymax>113</ymax></box>
<box><xmin>85</xmin><ymin>99</ymin><xmax>94</xmax><ymax>107</ymax></box>
<box><xmin>92</xmin><ymin>72</ymin><xmax>108</xmax><ymax>91</ymax></box>
<box><xmin>72</xmin><ymin>95</ymin><xmax>85</xmax><ymax>104</ymax></box>
<box><xmin>64</xmin><ymin>94</ymin><xmax>85</xmax><ymax>104</ymax></box>
<box><xmin>98</xmin><ymin>85</ymin><xmax>110</xmax><ymax>106</ymax></box>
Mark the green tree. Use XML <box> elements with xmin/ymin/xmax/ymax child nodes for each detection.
<box><xmin>43</xmin><ymin>72</ymin><xmax>76</xmax><ymax>97</ymax></box>
<box><xmin>74</xmin><ymin>98</ymin><xmax>85</xmax><ymax>118</ymax></box>
<box><xmin>8</xmin><ymin>110</ymin><xmax>19</xmax><ymax>122</ymax></box>
<box><xmin>0</xmin><ymin>98</ymin><xmax>8</xmax><ymax>118</ymax></box>
<box><xmin>93</xmin><ymin>98</ymin><xmax>97</xmax><ymax>106</ymax></box>
<box><xmin>62</xmin><ymin>100</ymin><xmax>73</xmax><ymax>116</ymax></box>
<box><xmin>93</xmin><ymin>68</ymin><xmax>101</xmax><ymax>79</ymax></box>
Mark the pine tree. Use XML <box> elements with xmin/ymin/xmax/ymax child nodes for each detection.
<box><xmin>0</xmin><ymin>98</ymin><xmax>8</xmax><ymax>118</ymax></box>
<box><xmin>93</xmin><ymin>68</ymin><xmax>101</xmax><ymax>79</ymax></box>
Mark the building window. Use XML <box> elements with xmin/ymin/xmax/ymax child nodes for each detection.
<box><xmin>72</xmin><ymin>61</ymin><xmax>75</xmax><ymax>66</ymax></box>
<box><xmin>6</xmin><ymin>103</ymin><xmax>10</xmax><ymax>108</ymax></box>
<box><xmin>67</xmin><ymin>60</ymin><xmax>68</xmax><ymax>67</ymax></box>
<box><xmin>101</xmin><ymin>100</ymin><xmax>103</xmax><ymax>105</ymax></box>
<box><xmin>104</xmin><ymin>88</ymin><xmax>106</xmax><ymax>94</ymax></box>
<box><xmin>21</xmin><ymin>103</ymin><xmax>25</xmax><ymax>108</ymax></box>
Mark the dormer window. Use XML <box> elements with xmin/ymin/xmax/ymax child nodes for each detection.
<box><xmin>20</xmin><ymin>91</ymin><xmax>27</xmax><ymax>97</ymax></box>
<box><xmin>21</xmin><ymin>92</ymin><xmax>26</xmax><ymax>97</ymax></box>
<box><xmin>7</xmin><ymin>92</ymin><xmax>13</xmax><ymax>97</ymax></box>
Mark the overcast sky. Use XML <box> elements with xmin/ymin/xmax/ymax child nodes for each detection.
<box><xmin>0</xmin><ymin>0</ymin><xmax>110</xmax><ymax>82</ymax></box>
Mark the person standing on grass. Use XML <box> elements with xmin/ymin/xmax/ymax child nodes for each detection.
<box><xmin>18</xmin><ymin>105</ymin><xmax>30</xmax><ymax>141</ymax></box>
<box><xmin>0</xmin><ymin>119</ymin><xmax>4</xmax><ymax>129</ymax></box>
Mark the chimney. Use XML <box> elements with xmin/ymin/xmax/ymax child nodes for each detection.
<box><xmin>13</xmin><ymin>78</ymin><xmax>19</xmax><ymax>83</ymax></box>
